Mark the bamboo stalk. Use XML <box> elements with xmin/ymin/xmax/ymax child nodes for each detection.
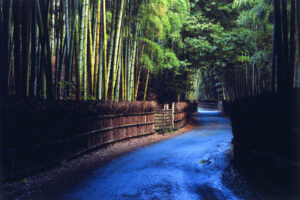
<box><xmin>88</xmin><ymin>0</ymin><xmax>94</xmax><ymax>94</ymax></box>
<box><xmin>29</xmin><ymin>0</ymin><xmax>38</xmax><ymax>97</ymax></box>
<box><xmin>297</xmin><ymin>0</ymin><xmax>300</xmax><ymax>87</ymax></box>
<box><xmin>93</xmin><ymin>0</ymin><xmax>101</xmax><ymax>96</ymax></box>
<box><xmin>102</xmin><ymin>0</ymin><xmax>107</xmax><ymax>101</ymax></box>
<box><xmin>111</xmin><ymin>0</ymin><xmax>125</xmax><ymax>101</ymax></box>
<box><xmin>122</xmin><ymin>41</ymin><xmax>126</xmax><ymax>101</ymax></box>
<box><xmin>13</xmin><ymin>0</ymin><xmax>22</xmax><ymax>97</ymax></box>
<box><xmin>126</xmin><ymin>27</ymin><xmax>131</xmax><ymax>101</ymax></box>
<box><xmin>134</xmin><ymin>2</ymin><xmax>150</xmax><ymax>101</ymax></box>
<box><xmin>74</xmin><ymin>5</ymin><xmax>81</xmax><ymax>100</ymax></box>
<box><xmin>115</xmin><ymin>48</ymin><xmax>122</xmax><ymax>101</ymax></box>
<box><xmin>78</xmin><ymin>0</ymin><xmax>87</xmax><ymax>100</ymax></box>
<box><xmin>129</xmin><ymin>23</ymin><xmax>138</xmax><ymax>101</ymax></box>
<box><xmin>98</xmin><ymin>16</ymin><xmax>104</xmax><ymax>100</ymax></box>
<box><xmin>143</xmin><ymin>65</ymin><xmax>150</xmax><ymax>101</ymax></box>
<box><xmin>134</xmin><ymin>42</ymin><xmax>145</xmax><ymax>101</ymax></box>
<box><xmin>64</xmin><ymin>0</ymin><xmax>72</xmax><ymax>99</ymax></box>
<box><xmin>105</xmin><ymin>0</ymin><xmax>117</xmax><ymax>101</ymax></box>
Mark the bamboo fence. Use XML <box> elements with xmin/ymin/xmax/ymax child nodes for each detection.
<box><xmin>0</xmin><ymin>112</ymin><xmax>154</xmax><ymax>181</ymax></box>
<box><xmin>0</xmin><ymin>104</ymin><xmax>192</xmax><ymax>181</ymax></box>
<box><xmin>154</xmin><ymin>103</ymin><xmax>190</xmax><ymax>132</ymax></box>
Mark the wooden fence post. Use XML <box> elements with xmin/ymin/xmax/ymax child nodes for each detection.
<box><xmin>163</xmin><ymin>110</ymin><xmax>165</xmax><ymax>132</ymax></box>
<box><xmin>172</xmin><ymin>102</ymin><xmax>175</xmax><ymax>129</ymax></box>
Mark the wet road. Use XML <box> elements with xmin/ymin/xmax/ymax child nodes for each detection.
<box><xmin>61</xmin><ymin>108</ymin><xmax>241</xmax><ymax>200</ymax></box>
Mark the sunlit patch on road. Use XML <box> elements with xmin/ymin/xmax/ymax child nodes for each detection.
<box><xmin>197</xmin><ymin>108</ymin><xmax>220</xmax><ymax>114</ymax></box>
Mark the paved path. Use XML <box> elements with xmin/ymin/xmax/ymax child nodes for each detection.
<box><xmin>61</xmin><ymin>108</ymin><xmax>242</xmax><ymax>200</ymax></box>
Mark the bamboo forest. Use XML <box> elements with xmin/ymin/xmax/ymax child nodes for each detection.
<box><xmin>1</xmin><ymin>0</ymin><xmax>299</xmax><ymax>102</ymax></box>
<box><xmin>1</xmin><ymin>0</ymin><xmax>300</xmax><ymax>199</ymax></box>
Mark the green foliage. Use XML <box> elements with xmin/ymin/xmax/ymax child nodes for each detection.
<box><xmin>136</xmin><ymin>0</ymin><xmax>195</xmax><ymax>101</ymax></box>
<box><xmin>23</xmin><ymin>178</ymin><xmax>28</xmax><ymax>184</ymax></box>
<box><xmin>199</xmin><ymin>158</ymin><xmax>211</xmax><ymax>165</ymax></box>
<box><xmin>238</xmin><ymin>55</ymin><xmax>251</xmax><ymax>63</ymax></box>
<box><xmin>180</xmin><ymin>0</ymin><xmax>274</xmax><ymax>100</ymax></box>
<box><xmin>2</xmin><ymin>0</ymin><xmax>280</xmax><ymax>102</ymax></box>
<box><xmin>61</xmin><ymin>159</ymin><xmax>67</xmax><ymax>166</ymax></box>
<box><xmin>57</xmin><ymin>81</ymin><xmax>76</xmax><ymax>100</ymax></box>
<box><xmin>87</xmin><ymin>94</ymin><xmax>97</xmax><ymax>101</ymax></box>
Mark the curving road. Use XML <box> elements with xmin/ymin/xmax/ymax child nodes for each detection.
<box><xmin>61</xmin><ymin>108</ymin><xmax>242</xmax><ymax>200</ymax></box>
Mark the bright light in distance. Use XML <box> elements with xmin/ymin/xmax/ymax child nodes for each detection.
<box><xmin>197</xmin><ymin>108</ymin><xmax>220</xmax><ymax>114</ymax></box>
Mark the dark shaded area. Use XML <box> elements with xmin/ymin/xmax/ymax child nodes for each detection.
<box><xmin>197</xmin><ymin>101</ymin><xmax>219</xmax><ymax>110</ymax></box>
<box><xmin>0</xmin><ymin>100</ymin><xmax>157</xmax><ymax>182</ymax></box>
<box><xmin>229</xmin><ymin>89</ymin><xmax>300</xmax><ymax>198</ymax></box>
<box><xmin>0</xmin><ymin>99</ymin><xmax>197</xmax><ymax>183</ymax></box>
<box><xmin>148</xmin><ymin>68</ymin><xmax>192</xmax><ymax>103</ymax></box>
<box><xmin>195</xmin><ymin>185</ymin><xmax>223</xmax><ymax>200</ymax></box>
<box><xmin>0</xmin><ymin>125</ymin><xmax>196</xmax><ymax>200</ymax></box>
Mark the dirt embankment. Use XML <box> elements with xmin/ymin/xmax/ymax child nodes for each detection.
<box><xmin>0</xmin><ymin>123</ymin><xmax>196</xmax><ymax>200</ymax></box>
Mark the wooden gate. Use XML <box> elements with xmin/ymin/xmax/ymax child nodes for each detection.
<box><xmin>154</xmin><ymin>109</ymin><xmax>173</xmax><ymax>132</ymax></box>
<box><xmin>154</xmin><ymin>103</ymin><xmax>190</xmax><ymax>133</ymax></box>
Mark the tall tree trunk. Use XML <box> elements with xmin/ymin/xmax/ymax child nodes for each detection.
<box><xmin>64</xmin><ymin>0</ymin><xmax>72</xmax><ymax>98</ymax></box>
<box><xmin>98</xmin><ymin>40</ymin><xmax>103</xmax><ymax>100</ymax></box>
<box><xmin>281</xmin><ymin>0</ymin><xmax>289</xmax><ymax>90</ymax></box>
<box><xmin>126</xmin><ymin>29</ymin><xmax>131</xmax><ymax>101</ymax></box>
<box><xmin>134</xmin><ymin>1</ymin><xmax>150</xmax><ymax>101</ymax></box>
<box><xmin>289</xmin><ymin>0</ymin><xmax>296</xmax><ymax>88</ymax></box>
<box><xmin>271</xmin><ymin>8</ymin><xmax>276</xmax><ymax>91</ymax></box>
<box><xmin>105</xmin><ymin>0</ymin><xmax>116</xmax><ymax>100</ymax></box>
<box><xmin>66</xmin><ymin>9</ymin><xmax>77</xmax><ymax>99</ymax></box>
<box><xmin>274</xmin><ymin>0</ymin><xmax>284</xmax><ymax>93</ymax></box>
<box><xmin>129</xmin><ymin>23</ymin><xmax>138</xmax><ymax>101</ymax></box>
<box><xmin>29</xmin><ymin>0</ymin><xmax>38</xmax><ymax>97</ymax></box>
<box><xmin>134</xmin><ymin>36</ymin><xmax>147</xmax><ymax>100</ymax></box>
<box><xmin>58</xmin><ymin>2</ymin><xmax>66</xmax><ymax>99</ymax></box>
<box><xmin>143</xmin><ymin>65</ymin><xmax>150</xmax><ymax>101</ymax></box>
<box><xmin>7</xmin><ymin>1</ymin><xmax>13</xmax><ymax>94</ymax></box>
<box><xmin>122</xmin><ymin>46</ymin><xmax>126</xmax><ymax>100</ymax></box>
<box><xmin>37</xmin><ymin>0</ymin><xmax>46</xmax><ymax>98</ymax></box>
<box><xmin>297</xmin><ymin>0</ymin><xmax>300</xmax><ymax>87</ymax></box>
<box><xmin>97</xmin><ymin>15</ymin><xmax>104</xmax><ymax>100</ymax></box>
<box><xmin>21</xmin><ymin>0</ymin><xmax>31</xmax><ymax>97</ymax></box>
<box><xmin>0</xmin><ymin>0</ymin><xmax>10</xmax><ymax>100</ymax></box>
<box><xmin>13</xmin><ymin>0</ymin><xmax>22</xmax><ymax>97</ymax></box>
<box><xmin>93</xmin><ymin>0</ymin><xmax>101</xmax><ymax>96</ymax></box>
<box><xmin>78</xmin><ymin>0</ymin><xmax>87</xmax><ymax>100</ymax></box>
<box><xmin>57</xmin><ymin>0</ymin><xmax>66</xmax><ymax>99</ymax></box>
<box><xmin>83</xmin><ymin>0</ymin><xmax>89</xmax><ymax>100</ymax></box>
<box><xmin>111</xmin><ymin>0</ymin><xmax>125</xmax><ymax>101</ymax></box>
<box><xmin>252</xmin><ymin>63</ymin><xmax>255</xmax><ymax>95</ymax></box>
<box><xmin>50</xmin><ymin>0</ymin><xmax>55</xmax><ymax>56</ymax></box>
<box><xmin>74</xmin><ymin>5</ymin><xmax>81</xmax><ymax>100</ymax></box>
<box><xmin>43</xmin><ymin>0</ymin><xmax>54</xmax><ymax>99</ymax></box>
<box><xmin>88</xmin><ymin>0</ymin><xmax>94</xmax><ymax>94</ymax></box>
<box><xmin>102</xmin><ymin>0</ymin><xmax>108</xmax><ymax>101</ymax></box>
<box><xmin>115</xmin><ymin>50</ymin><xmax>122</xmax><ymax>101</ymax></box>
<box><xmin>54</xmin><ymin>0</ymin><xmax>61</xmax><ymax>99</ymax></box>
